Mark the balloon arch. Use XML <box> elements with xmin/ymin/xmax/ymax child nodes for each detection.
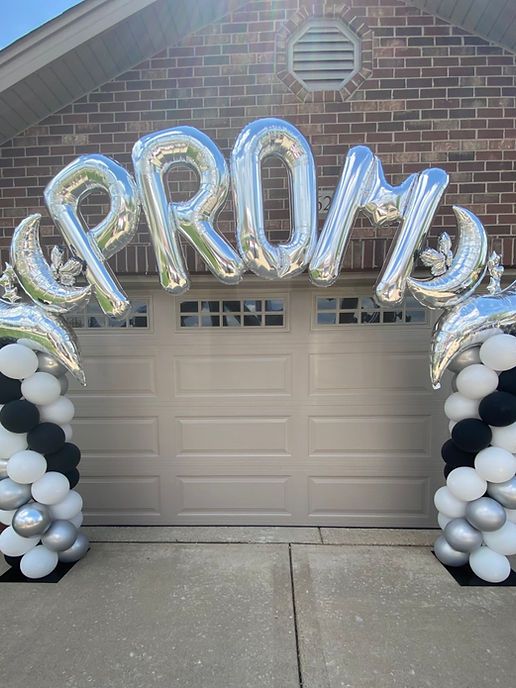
<box><xmin>0</xmin><ymin>117</ymin><xmax>515</xmax><ymax>581</ymax></box>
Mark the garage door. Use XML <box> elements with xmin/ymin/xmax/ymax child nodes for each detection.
<box><xmin>67</xmin><ymin>281</ymin><xmax>447</xmax><ymax>527</ymax></box>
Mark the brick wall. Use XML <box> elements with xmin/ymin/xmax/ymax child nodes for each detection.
<box><xmin>1</xmin><ymin>0</ymin><xmax>516</xmax><ymax>275</ymax></box>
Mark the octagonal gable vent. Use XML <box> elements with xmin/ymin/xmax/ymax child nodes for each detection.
<box><xmin>288</xmin><ymin>19</ymin><xmax>360</xmax><ymax>92</ymax></box>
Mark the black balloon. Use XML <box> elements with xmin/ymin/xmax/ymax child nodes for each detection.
<box><xmin>0</xmin><ymin>373</ymin><xmax>22</xmax><ymax>404</ymax></box>
<box><xmin>27</xmin><ymin>422</ymin><xmax>65</xmax><ymax>454</ymax></box>
<box><xmin>498</xmin><ymin>367</ymin><xmax>516</xmax><ymax>396</ymax></box>
<box><xmin>479</xmin><ymin>391</ymin><xmax>516</xmax><ymax>427</ymax></box>
<box><xmin>452</xmin><ymin>418</ymin><xmax>492</xmax><ymax>453</ymax></box>
<box><xmin>443</xmin><ymin>464</ymin><xmax>453</xmax><ymax>479</ymax></box>
<box><xmin>45</xmin><ymin>443</ymin><xmax>81</xmax><ymax>473</ymax></box>
<box><xmin>64</xmin><ymin>468</ymin><xmax>80</xmax><ymax>489</ymax></box>
<box><xmin>0</xmin><ymin>399</ymin><xmax>39</xmax><ymax>433</ymax></box>
<box><xmin>4</xmin><ymin>554</ymin><xmax>22</xmax><ymax>570</ymax></box>
<box><xmin>441</xmin><ymin>439</ymin><xmax>476</xmax><ymax>468</ymax></box>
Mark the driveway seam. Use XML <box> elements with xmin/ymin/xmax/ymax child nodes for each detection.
<box><xmin>288</xmin><ymin>544</ymin><xmax>304</xmax><ymax>688</ymax></box>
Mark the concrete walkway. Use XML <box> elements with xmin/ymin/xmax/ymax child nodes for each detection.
<box><xmin>0</xmin><ymin>527</ymin><xmax>515</xmax><ymax>688</ymax></box>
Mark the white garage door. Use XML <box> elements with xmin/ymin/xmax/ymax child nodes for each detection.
<box><xmin>68</xmin><ymin>281</ymin><xmax>447</xmax><ymax>527</ymax></box>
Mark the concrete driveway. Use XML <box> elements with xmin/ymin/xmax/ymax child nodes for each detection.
<box><xmin>0</xmin><ymin>527</ymin><xmax>515</xmax><ymax>688</ymax></box>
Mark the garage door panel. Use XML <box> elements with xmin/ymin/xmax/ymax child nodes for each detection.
<box><xmin>173</xmin><ymin>354</ymin><xmax>292</xmax><ymax>398</ymax></box>
<box><xmin>80</xmin><ymin>475</ymin><xmax>162</xmax><ymax>521</ymax></box>
<box><xmin>73</xmin><ymin>416</ymin><xmax>160</xmax><ymax>457</ymax></box>
<box><xmin>175</xmin><ymin>416</ymin><xmax>291</xmax><ymax>457</ymax></box>
<box><xmin>309</xmin><ymin>352</ymin><xmax>431</xmax><ymax>397</ymax></box>
<box><xmin>71</xmin><ymin>354</ymin><xmax>158</xmax><ymax>397</ymax></box>
<box><xmin>308</xmin><ymin>415</ymin><xmax>431</xmax><ymax>457</ymax></box>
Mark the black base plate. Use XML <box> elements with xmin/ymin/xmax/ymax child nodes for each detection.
<box><xmin>0</xmin><ymin>560</ymin><xmax>78</xmax><ymax>583</ymax></box>
<box><xmin>432</xmin><ymin>551</ymin><xmax>516</xmax><ymax>586</ymax></box>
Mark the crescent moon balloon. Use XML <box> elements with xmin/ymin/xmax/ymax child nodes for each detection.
<box><xmin>0</xmin><ymin>299</ymin><xmax>85</xmax><ymax>385</ymax></box>
<box><xmin>10</xmin><ymin>214</ymin><xmax>91</xmax><ymax>314</ymax></box>
<box><xmin>407</xmin><ymin>206</ymin><xmax>488</xmax><ymax>310</ymax></box>
<box><xmin>430</xmin><ymin>284</ymin><xmax>516</xmax><ymax>389</ymax></box>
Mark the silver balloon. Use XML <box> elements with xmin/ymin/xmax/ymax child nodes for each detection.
<box><xmin>465</xmin><ymin>497</ymin><xmax>507</xmax><ymax>532</ymax></box>
<box><xmin>487</xmin><ymin>477</ymin><xmax>516</xmax><ymax>509</ymax></box>
<box><xmin>0</xmin><ymin>479</ymin><xmax>31</xmax><ymax>510</ymax></box>
<box><xmin>10</xmin><ymin>214</ymin><xmax>91</xmax><ymax>314</ymax></box>
<box><xmin>132</xmin><ymin>126</ymin><xmax>243</xmax><ymax>293</ymax></box>
<box><xmin>41</xmin><ymin>519</ymin><xmax>78</xmax><ymax>552</ymax></box>
<box><xmin>451</xmin><ymin>375</ymin><xmax>458</xmax><ymax>393</ymax></box>
<box><xmin>231</xmin><ymin>118</ymin><xmax>317</xmax><ymax>280</ymax></box>
<box><xmin>433</xmin><ymin>534</ymin><xmax>469</xmax><ymax>567</ymax></box>
<box><xmin>0</xmin><ymin>458</ymin><xmax>7</xmax><ymax>479</ymax></box>
<box><xmin>0</xmin><ymin>300</ymin><xmax>85</xmax><ymax>385</ymax></box>
<box><xmin>58</xmin><ymin>375</ymin><xmax>69</xmax><ymax>395</ymax></box>
<box><xmin>407</xmin><ymin>206</ymin><xmax>488</xmax><ymax>309</ymax></box>
<box><xmin>375</xmin><ymin>167</ymin><xmax>449</xmax><ymax>306</ymax></box>
<box><xmin>430</xmin><ymin>284</ymin><xmax>516</xmax><ymax>389</ymax></box>
<box><xmin>447</xmin><ymin>346</ymin><xmax>481</xmax><ymax>374</ymax></box>
<box><xmin>44</xmin><ymin>153</ymin><xmax>140</xmax><ymax>319</ymax></box>
<box><xmin>58</xmin><ymin>531</ymin><xmax>89</xmax><ymax>563</ymax></box>
<box><xmin>12</xmin><ymin>502</ymin><xmax>51</xmax><ymax>537</ymax></box>
<box><xmin>37</xmin><ymin>351</ymin><xmax>67</xmax><ymax>378</ymax></box>
<box><xmin>310</xmin><ymin>146</ymin><xmax>376</xmax><ymax>286</ymax></box>
<box><xmin>444</xmin><ymin>518</ymin><xmax>483</xmax><ymax>553</ymax></box>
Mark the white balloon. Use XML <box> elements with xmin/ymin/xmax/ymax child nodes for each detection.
<box><xmin>447</xmin><ymin>467</ymin><xmax>487</xmax><ymax>502</ymax></box>
<box><xmin>456</xmin><ymin>364</ymin><xmax>499</xmax><ymax>400</ymax></box>
<box><xmin>39</xmin><ymin>396</ymin><xmax>75</xmax><ymax>425</ymax></box>
<box><xmin>31</xmin><ymin>472</ymin><xmax>70</xmax><ymax>505</ymax></box>
<box><xmin>20</xmin><ymin>545</ymin><xmax>58</xmax><ymax>579</ymax></box>
<box><xmin>21</xmin><ymin>371</ymin><xmax>61</xmax><ymax>405</ymax></box>
<box><xmin>480</xmin><ymin>334</ymin><xmax>516</xmax><ymax>371</ymax></box>
<box><xmin>0</xmin><ymin>426</ymin><xmax>28</xmax><ymax>459</ymax></box>
<box><xmin>0</xmin><ymin>508</ymin><xmax>15</xmax><ymax>525</ymax></box>
<box><xmin>7</xmin><ymin>450</ymin><xmax>47</xmax><ymax>484</ymax></box>
<box><xmin>469</xmin><ymin>546</ymin><xmax>511</xmax><ymax>583</ymax></box>
<box><xmin>69</xmin><ymin>512</ymin><xmax>83</xmax><ymax>528</ymax></box>
<box><xmin>474</xmin><ymin>446</ymin><xmax>516</xmax><ymax>483</ymax></box>
<box><xmin>434</xmin><ymin>486</ymin><xmax>467</xmax><ymax>518</ymax></box>
<box><xmin>60</xmin><ymin>423</ymin><xmax>73</xmax><ymax>442</ymax></box>
<box><xmin>491</xmin><ymin>421</ymin><xmax>516</xmax><ymax>453</ymax></box>
<box><xmin>443</xmin><ymin>393</ymin><xmax>479</xmax><ymax>422</ymax></box>
<box><xmin>0</xmin><ymin>526</ymin><xmax>39</xmax><ymax>556</ymax></box>
<box><xmin>505</xmin><ymin>509</ymin><xmax>516</xmax><ymax>523</ymax></box>
<box><xmin>437</xmin><ymin>512</ymin><xmax>453</xmax><ymax>530</ymax></box>
<box><xmin>448</xmin><ymin>420</ymin><xmax>457</xmax><ymax>434</ymax></box>
<box><xmin>50</xmin><ymin>490</ymin><xmax>83</xmax><ymax>520</ymax></box>
<box><xmin>482</xmin><ymin>520</ymin><xmax>516</xmax><ymax>555</ymax></box>
<box><xmin>0</xmin><ymin>344</ymin><xmax>38</xmax><ymax>380</ymax></box>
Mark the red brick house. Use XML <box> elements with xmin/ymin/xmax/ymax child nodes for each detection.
<box><xmin>0</xmin><ymin>0</ymin><xmax>514</xmax><ymax>527</ymax></box>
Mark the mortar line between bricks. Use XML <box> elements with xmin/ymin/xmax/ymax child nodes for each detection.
<box><xmin>288</xmin><ymin>543</ymin><xmax>304</xmax><ymax>688</ymax></box>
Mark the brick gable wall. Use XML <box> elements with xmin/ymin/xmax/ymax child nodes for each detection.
<box><xmin>0</xmin><ymin>0</ymin><xmax>515</xmax><ymax>276</ymax></box>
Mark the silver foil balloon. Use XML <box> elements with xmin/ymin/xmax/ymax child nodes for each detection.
<box><xmin>375</xmin><ymin>167</ymin><xmax>449</xmax><ymax>306</ymax></box>
<box><xmin>132</xmin><ymin>126</ymin><xmax>243</xmax><ymax>293</ymax></box>
<box><xmin>10</xmin><ymin>214</ymin><xmax>91</xmax><ymax>314</ymax></box>
<box><xmin>447</xmin><ymin>346</ymin><xmax>481</xmax><ymax>374</ymax></box>
<box><xmin>44</xmin><ymin>154</ymin><xmax>140</xmax><ymax>319</ymax></box>
<box><xmin>0</xmin><ymin>300</ymin><xmax>85</xmax><ymax>385</ymax></box>
<box><xmin>451</xmin><ymin>375</ymin><xmax>458</xmax><ymax>393</ymax></box>
<box><xmin>41</xmin><ymin>519</ymin><xmax>78</xmax><ymax>552</ymax></box>
<box><xmin>444</xmin><ymin>518</ymin><xmax>483</xmax><ymax>553</ymax></box>
<box><xmin>433</xmin><ymin>534</ymin><xmax>469</xmax><ymax>567</ymax></box>
<box><xmin>0</xmin><ymin>479</ymin><xmax>31</xmax><ymax>510</ymax></box>
<box><xmin>58</xmin><ymin>375</ymin><xmax>69</xmax><ymax>395</ymax></box>
<box><xmin>231</xmin><ymin>118</ymin><xmax>317</xmax><ymax>279</ymax></box>
<box><xmin>407</xmin><ymin>206</ymin><xmax>488</xmax><ymax>309</ymax></box>
<box><xmin>0</xmin><ymin>458</ymin><xmax>7</xmax><ymax>479</ymax></box>
<box><xmin>465</xmin><ymin>497</ymin><xmax>507</xmax><ymax>532</ymax></box>
<box><xmin>58</xmin><ymin>531</ymin><xmax>89</xmax><ymax>563</ymax></box>
<box><xmin>12</xmin><ymin>502</ymin><xmax>52</xmax><ymax>537</ymax></box>
<box><xmin>37</xmin><ymin>351</ymin><xmax>67</xmax><ymax>378</ymax></box>
<box><xmin>430</xmin><ymin>284</ymin><xmax>516</xmax><ymax>389</ymax></box>
<box><xmin>487</xmin><ymin>477</ymin><xmax>516</xmax><ymax>509</ymax></box>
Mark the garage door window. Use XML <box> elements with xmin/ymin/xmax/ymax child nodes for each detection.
<box><xmin>315</xmin><ymin>295</ymin><xmax>426</xmax><ymax>326</ymax></box>
<box><xmin>179</xmin><ymin>298</ymin><xmax>286</xmax><ymax>328</ymax></box>
<box><xmin>66</xmin><ymin>299</ymin><xmax>150</xmax><ymax>329</ymax></box>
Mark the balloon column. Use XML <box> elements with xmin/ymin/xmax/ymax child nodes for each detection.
<box><xmin>0</xmin><ymin>345</ymin><xmax>88</xmax><ymax>578</ymax></box>
<box><xmin>435</xmin><ymin>334</ymin><xmax>516</xmax><ymax>582</ymax></box>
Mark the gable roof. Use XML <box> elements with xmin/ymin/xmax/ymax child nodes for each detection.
<box><xmin>0</xmin><ymin>0</ymin><xmax>515</xmax><ymax>145</ymax></box>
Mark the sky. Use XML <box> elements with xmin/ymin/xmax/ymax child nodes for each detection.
<box><xmin>0</xmin><ymin>0</ymin><xmax>84</xmax><ymax>50</ymax></box>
